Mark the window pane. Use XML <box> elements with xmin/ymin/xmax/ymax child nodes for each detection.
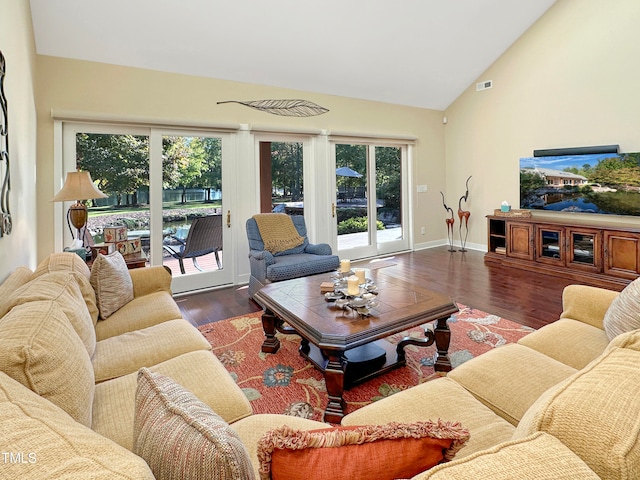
<box><xmin>161</xmin><ymin>136</ymin><xmax>223</xmax><ymax>274</ymax></box>
<box><xmin>77</xmin><ymin>132</ymin><xmax>150</xmax><ymax>260</ymax></box>
<box><xmin>269</xmin><ymin>141</ymin><xmax>304</xmax><ymax>215</ymax></box>
<box><xmin>375</xmin><ymin>146</ymin><xmax>403</xmax><ymax>243</ymax></box>
<box><xmin>336</xmin><ymin>144</ymin><xmax>369</xmax><ymax>250</ymax></box>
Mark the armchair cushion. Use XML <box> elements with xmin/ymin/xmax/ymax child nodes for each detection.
<box><xmin>267</xmin><ymin>253</ymin><xmax>341</xmax><ymax>283</ymax></box>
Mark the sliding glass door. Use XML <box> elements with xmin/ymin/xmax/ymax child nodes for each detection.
<box><xmin>333</xmin><ymin>141</ymin><xmax>408</xmax><ymax>260</ymax></box>
<box><xmin>62</xmin><ymin>123</ymin><xmax>234</xmax><ymax>294</ymax></box>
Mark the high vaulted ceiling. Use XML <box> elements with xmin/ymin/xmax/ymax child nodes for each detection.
<box><xmin>29</xmin><ymin>0</ymin><xmax>556</xmax><ymax>110</ymax></box>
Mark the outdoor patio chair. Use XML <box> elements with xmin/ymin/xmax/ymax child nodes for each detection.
<box><xmin>163</xmin><ymin>214</ymin><xmax>223</xmax><ymax>274</ymax></box>
<box><xmin>246</xmin><ymin>214</ymin><xmax>340</xmax><ymax>298</ymax></box>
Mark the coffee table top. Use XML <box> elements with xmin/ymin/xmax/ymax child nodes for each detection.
<box><xmin>253</xmin><ymin>268</ymin><xmax>458</xmax><ymax>351</ymax></box>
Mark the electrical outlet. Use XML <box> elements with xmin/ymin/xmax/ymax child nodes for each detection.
<box><xmin>417</xmin><ymin>185</ymin><xmax>428</xmax><ymax>193</ymax></box>
<box><xmin>420</xmin><ymin>227</ymin><xmax>426</xmax><ymax>235</ymax></box>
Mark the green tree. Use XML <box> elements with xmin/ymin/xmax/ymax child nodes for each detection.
<box><xmin>271</xmin><ymin>142</ymin><xmax>303</xmax><ymax>201</ymax></box>
<box><xmin>76</xmin><ymin>133</ymin><xmax>149</xmax><ymax>206</ymax></box>
<box><xmin>375</xmin><ymin>146</ymin><xmax>401</xmax><ymax>209</ymax></box>
<box><xmin>199</xmin><ymin>137</ymin><xmax>222</xmax><ymax>202</ymax></box>
<box><xmin>520</xmin><ymin>169</ymin><xmax>547</xmax><ymax>202</ymax></box>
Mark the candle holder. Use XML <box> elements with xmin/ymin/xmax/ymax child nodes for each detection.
<box><xmin>324</xmin><ymin>278</ymin><xmax>379</xmax><ymax>316</ymax></box>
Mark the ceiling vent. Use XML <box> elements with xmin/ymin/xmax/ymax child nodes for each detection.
<box><xmin>476</xmin><ymin>80</ymin><xmax>493</xmax><ymax>91</ymax></box>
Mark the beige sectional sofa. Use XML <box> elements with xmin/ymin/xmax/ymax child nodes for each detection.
<box><xmin>1</xmin><ymin>252</ymin><xmax>639</xmax><ymax>479</ymax></box>
<box><xmin>0</xmin><ymin>253</ymin><xmax>255</xmax><ymax>478</ymax></box>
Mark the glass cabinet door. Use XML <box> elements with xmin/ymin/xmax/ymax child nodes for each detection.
<box><xmin>535</xmin><ymin>225</ymin><xmax>564</xmax><ymax>265</ymax></box>
<box><xmin>567</xmin><ymin>228</ymin><xmax>601</xmax><ymax>272</ymax></box>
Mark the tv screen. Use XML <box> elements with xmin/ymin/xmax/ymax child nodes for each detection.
<box><xmin>520</xmin><ymin>151</ymin><xmax>640</xmax><ymax>216</ymax></box>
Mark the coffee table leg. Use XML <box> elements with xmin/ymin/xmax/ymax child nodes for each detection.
<box><xmin>433</xmin><ymin>315</ymin><xmax>452</xmax><ymax>373</ymax></box>
<box><xmin>260</xmin><ymin>309</ymin><xmax>281</xmax><ymax>353</ymax></box>
<box><xmin>395</xmin><ymin>314</ymin><xmax>452</xmax><ymax>373</ymax></box>
<box><xmin>322</xmin><ymin>352</ymin><xmax>346</xmax><ymax>423</ymax></box>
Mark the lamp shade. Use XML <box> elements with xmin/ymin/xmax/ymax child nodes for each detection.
<box><xmin>51</xmin><ymin>171</ymin><xmax>107</xmax><ymax>202</ymax></box>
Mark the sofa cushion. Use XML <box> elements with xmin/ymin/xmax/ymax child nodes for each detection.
<box><xmin>33</xmin><ymin>251</ymin><xmax>92</xmax><ymax>280</ymax></box>
<box><xmin>257</xmin><ymin>421</ymin><xmax>469</xmax><ymax>480</ymax></box>
<box><xmin>606</xmin><ymin>327</ymin><xmax>640</xmax><ymax>351</ymax></box>
<box><xmin>90</xmin><ymin>252</ymin><xmax>134</xmax><ymax>319</ymax></box>
<box><xmin>517</xmin><ymin>318</ymin><xmax>609</xmax><ymax>369</ymax></box>
<box><xmin>93</xmin><ymin>319</ymin><xmax>212</xmax><ymax>383</ymax></box>
<box><xmin>414</xmin><ymin>432</ymin><xmax>599</xmax><ymax>480</ymax></box>
<box><xmin>0</xmin><ymin>371</ymin><xmax>154</xmax><ymax>479</ymax></box>
<box><xmin>0</xmin><ymin>266</ymin><xmax>32</xmax><ymax>315</ymax></box>
<box><xmin>514</xmin><ymin>346</ymin><xmax>640</xmax><ymax>479</ymax></box>
<box><xmin>342</xmin><ymin>377</ymin><xmax>515</xmax><ymax>458</ymax></box>
<box><xmin>93</xmin><ymin>350</ymin><xmax>253</xmax><ymax>450</ymax></box>
<box><xmin>231</xmin><ymin>414</ymin><xmax>328</xmax><ymax>476</ymax></box>
<box><xmin>0</xmin><ymin>300</ymin><xmax>95</xmax><ymax>427</ymax></box>
<box><xmin>32</xmin><ymin>252</ymin><xmax>99</xmax><ymax>324</ymax></box>
<box><xmin>95</xmin><ymin>290</ymin><xmax>183</xmax><ymax>340</ymax></box>
<box><xmin>134</xmin><ymin>368</ymin><xmax>255</xmax><ymax>480</ymax></box>
<box><xmin>559</xmin><ymin>283</ymin><xmax>618</xmax><ymax>330</ymax></box>
<box><xmin>2</xmin><ymin>272</ymin><xmax>97</xmax><ymax>357</ymax></box>
<box><xmin>602</xmin><ymin>276</ymin><xmax>640</xmax><ymax>340</ymax></box>
<box><xmin>447</xmin><ymin>343</ymin><xmax>577</xmax><ymax>425</ymax></box>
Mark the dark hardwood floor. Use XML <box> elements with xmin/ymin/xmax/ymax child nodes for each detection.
<box><xmin>176</xmin><ymin>246</ymin><xmax>602</xmax><ymax>330</ymax></box>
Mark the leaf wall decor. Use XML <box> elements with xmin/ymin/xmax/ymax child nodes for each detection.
<box><xmin>217</xmin><ymin>99</ymin><xmax>329</xmax><ymax>117</ymax></box>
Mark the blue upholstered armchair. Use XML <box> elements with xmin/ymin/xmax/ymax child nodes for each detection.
<box><xmin>246</xmin><ymin>215</ymin><xmax>340</xmax><ymax>298</ymax></box>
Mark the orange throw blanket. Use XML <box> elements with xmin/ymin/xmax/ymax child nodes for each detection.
<box><xmin>253</xmin><ymin>213</ymin><xmax>305</xmax><ymax>254</ymax></box>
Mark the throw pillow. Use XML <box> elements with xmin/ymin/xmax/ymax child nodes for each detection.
<box><xmin>134</xmin><ymin>368</ymin><xmax>256</xmax><ymax>480</ymax></box>
<box><xmin>2</xmin><ymin>272</ymin><xmax>97</xmax><ymax>357</ymax></box>
<box><xmin>602</xmin><ymin>276</ymin><xmax>640</xmax><ymax>340</ymax></box>
<box><xmin>514</xmin><ymin>347</ymin><xmax>640</xmax><ymax>479</ymax></box>
<box><xmin>257</xmin><ymin>421</ymin><xmax>470</xmax><ymax>480</ymax></box>
<box><xmin>90</xmin><ymin>252</ymin><xmax>134</xmax><ymax>319</ymax></box>
<box><xmin>0</xmin><ymin>300</ymin><xmax>95</xmax><ymax>427</ymax></box>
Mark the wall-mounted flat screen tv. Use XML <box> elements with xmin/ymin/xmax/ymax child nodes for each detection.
<box><xmin>520</xmin><ymin>150</ymin><xmax>640</xmax><ymax>216</ymax></box>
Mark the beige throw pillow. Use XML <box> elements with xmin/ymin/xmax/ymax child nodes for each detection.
<box><xmin>602</xmin><ymin>276</ymin><xmax>640</xmax><ymax>340</ymax></box>
<box><xmin>0</xmin><ymin>300</ymin><xmax>95</xmax><ymax>427</ymax></box>
<box><xmin>134</xmin><ymin>368</ymin><xmax>255</xmax><ymax>480</ymax></box>
<box><xmin>2</xmin><ymin>272</ymin><xmax>97</xmax><ymax>357</ymax></box>
<box><xmin>90</xmin><ymin>252</ymin><xmax>134</xmax><ymax>319</ymax></box>
<box><xmin>514</xmin><ymin>347</ymin><xmax>640</xmax><ymax>479</ymax></box>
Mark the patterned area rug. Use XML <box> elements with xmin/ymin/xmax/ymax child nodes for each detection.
<box><xmin>198</xmin><ymin>305</ymin><xmax>533</xmax><ymax>422</ymax></box>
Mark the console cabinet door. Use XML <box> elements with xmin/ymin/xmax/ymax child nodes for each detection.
<box><xmin>566</xmin><ymin>227</ymin><xmax>601</xmax><ymax>273</ymax></box>
<box><xmin>506</xmin><ymin>222</ymin><xmax>534</xmax><ymax>260</ymax></box>
<box><xmin>604</xmin><ymin>231</ymin><xmax>640</xmax><ymax>279</ymax></box>
<box><xmin>535</xmin><ymin>224</ymin><xmax>565</xmax><ymax>266</ymax></box>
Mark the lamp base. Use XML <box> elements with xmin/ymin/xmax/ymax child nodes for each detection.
<box><xmin>67</xmin><ymin>202</ymin><xmax>88</xmax><ymax>247</ymax></box>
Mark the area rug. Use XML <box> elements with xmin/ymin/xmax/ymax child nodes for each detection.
<box><xmin>198</xmin><ymin>305</ymin><xmax>534</xmax><ymax>422</ymax></box>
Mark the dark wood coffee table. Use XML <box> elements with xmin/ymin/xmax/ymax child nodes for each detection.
<box><xmin>253</xmin><ymin>269</ymin><xmax>458</xmax><ymax>423</ymax></box>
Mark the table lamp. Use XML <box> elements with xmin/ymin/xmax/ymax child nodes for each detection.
<box><xmin>52</xmin><ymin>170</ymin><xmax>107</xmax><ymax>246</ymax></box>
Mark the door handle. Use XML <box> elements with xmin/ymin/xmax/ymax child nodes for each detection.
<box><xmin>332</xmin><ymin>203</ymin><xmax>336</xmax><ymax>218</ymax></box>
<box><xmin>226</xmin><ymin>210</ymin><xmax>231</xmax><ymax>228</ymax></box>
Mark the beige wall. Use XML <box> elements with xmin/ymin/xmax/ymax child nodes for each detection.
<box><xmin>445</xmin><ymin>0</ymin><xmax>640</xmax><ymax>247</ymax></box>
<box><xmin>35</xmin><ymin>56</ymin><xmax>446</xmax><ymax>261</ymax></box>
<box><xmin>0</xmin><ymin>0</ymin><xmax>38</xmax><ymax>280</ymax></box>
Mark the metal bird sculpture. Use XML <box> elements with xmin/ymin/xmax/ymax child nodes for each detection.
<box><xmin>441</xmin><ymin>191</ymin><xmax>456</xmax><ymax>252</ymax></box>
<box><xmin>458</xmin><ymin>176</ymin><xmax>472</xmax><ymax>252</ymax></box>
